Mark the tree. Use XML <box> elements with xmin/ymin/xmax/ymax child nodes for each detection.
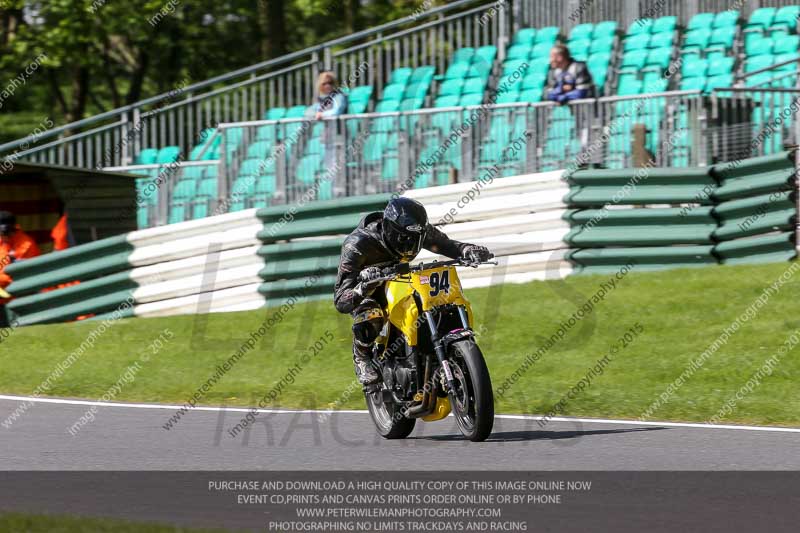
<box><xmin>0</xmin><ymin>0</ymin><xmax>439</xmax><ymax>143</ymax></box>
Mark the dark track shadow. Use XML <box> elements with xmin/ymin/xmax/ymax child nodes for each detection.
<box><xmin>414</xmin><ymin>426</ymin><xmax>667</xmax><ymax>442</ymax></box>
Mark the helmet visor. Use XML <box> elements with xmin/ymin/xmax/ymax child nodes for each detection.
<box><xmin>385</xmin><ymin>220</ymin><xmax>424</xmax><ymax>259</ymax></box>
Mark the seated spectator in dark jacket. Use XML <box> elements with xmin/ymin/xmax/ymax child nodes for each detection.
<box><xmin>545</xmin><ymin>45</ymin><xmax>595</xmax><ymax>104</ymax></box>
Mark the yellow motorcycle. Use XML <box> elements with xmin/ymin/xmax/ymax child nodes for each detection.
<box><xmin>363</xmin><ymin>257</ymin><xmax>495</xmax><ymax>442</ymax></box>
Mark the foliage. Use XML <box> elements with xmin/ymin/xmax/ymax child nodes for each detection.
<box><xmin>0</xmin><ymin>0</ymin><xmax>445</xmax><ymax>143</ymax></box>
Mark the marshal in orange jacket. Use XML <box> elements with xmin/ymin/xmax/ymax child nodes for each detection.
<box><xmin>0</xmin><ymin>226</ymin><xmax>41</xmax><ymax>290</ymax></box>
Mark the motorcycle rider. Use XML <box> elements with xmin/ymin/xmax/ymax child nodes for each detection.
<box><xmin>333</xmin><ymin>197</ymin><xmax>492</xmax><ymax>385</ymax></box>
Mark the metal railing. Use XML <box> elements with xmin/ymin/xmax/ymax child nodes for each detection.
<box><xmin>100</xmin><ymin>89</ymin><xmax>717</xmax><ymax>226</ymax></box>
<box><xmin>709</xmin><ymin>87</ymin><xmax>800</xmax><ymax>163</ymax></box>
<box><xmin>0</xmin><ymin>0</ymin><xmax>496</xmax><ymax>170</ymax></box>
<box><xmin>736</xmin><ymin>56</ymin><xmax>800</xmax><ymax>89</ymax></box>
<box><xmin>5</xmin><ymin>0</ymin><xmax>800</xmax><ymax>175</ymax></box>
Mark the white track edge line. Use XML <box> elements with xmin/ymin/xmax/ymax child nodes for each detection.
<box><xmin>1</xmin><ymin>394</ymin><xmax>799</xmax><ymax>433</ymax></box>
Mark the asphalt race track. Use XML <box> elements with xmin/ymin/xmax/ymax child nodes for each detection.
<box><xmin>2</xmin><ymin>395</ymin><xmax>799</xmax><ymax>470</ymax></box>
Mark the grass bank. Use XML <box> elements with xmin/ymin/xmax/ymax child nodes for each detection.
<box><xmin>1</xmin><ymin>261</ymin><xmax>798</xmax><ymax>426</ymax></box>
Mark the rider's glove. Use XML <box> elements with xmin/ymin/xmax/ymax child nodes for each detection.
<box><xmin>359</xmin><ymin>266</ymin><xmax>383</xmax><ymax>284</ymax></box>
<box><xmin>462</xmin><ymin>245</ymin><xmax>492</xmax><ymax>264</ymax></box>
<box><xmin>353</xmin><ymin>267</ymin><xmax>384</xmax><ymax>299</ymax></box>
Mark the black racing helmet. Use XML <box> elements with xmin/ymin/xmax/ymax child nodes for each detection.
<box><xmin>0</xmin><ymin>211</ymin><xmax>15</xmax><ymax>236</ymax></box>
<box><xmin>382</xmin><ymin>197</ymin><xmax>428</xmax><ymax>261</ymax></box>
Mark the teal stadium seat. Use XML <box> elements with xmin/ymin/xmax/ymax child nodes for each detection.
<box><xmin>156</xmin><ymin>146</ymin><xmax>181</xmax><ymax>163</ymax></box>
<box><xmin>746</xmin><ymin>7</ymin><xmax>777</xmax><ymax>33</ymax></box>
<box><xmin>135</xmin><ymin>148</ymin><xmax>158</xmax><ymax>165</ymax></box>
<box><xmin>774</xmin><ymin>35</ymin><xmax>800</xmax><ymax>54</ymax></box>
<box><xmin>347</xmin><ymin>85</ymin><xmax>373</xmax><ymax>114</ymax></box>
<box><xmin>771</xmin><ymin>6</ymin><xmax>800</xmax><ymax>34</ymax></box>
<box><xmin>688</xmin><ymin>13</ymin><xmax>715</xmax><ymax>31</ymax></box>
<box><xmin>410</xmin><ymin>66</ymin><xmax>435</xmax><ymax>84</ymax></box>
<box><xmin>626</xmin><ymin>19</ymin><xmax>652</xmax><ymax>36</ymax></box>
<box><xmin>706</xmin><ymin>27</ymin><xmax>736</xmax><ymax>53</ymax></box>
<box><xmin>171</xmin><ymin>180</ymin><xmax>195</xmax><ymax>200</ymax></box>
<box><xmin>514</xmin><ymin>28</ymin><xmax>536</xmax><ymax>46</ymax></box>
<box><xmin>681</xmin><ymin>56</ymin><xmax>708</xmax><ymax>78</ymax></box>
<box><xmin>462</xmin><ymin>77</ymin><xmax>485</xmax><ymax>95</ymax></box>
<box><xmin>707</xmin><ymin>56</ymin><xmax>734</xmax><ymax>76</ymax></box>
<box><xmin>643</xmin><ymin>48</ymin><xmax>673</xmax><ymax>72</ymax></box>
<box><xmin>452</xmin><ymin>47</ymin><xmax>475</xmax><ymax>64</ymax></box>
<box><xmin>438</xmin><ymin>79</ymin><xmax>463</xmax><ymax>97</ymax></box>
<box><xmin>624</xmin><ymin>33</ymin><xmax>650</xmax><ymax>51</ymax></box>
<box><xmin>535</xmin><ymin>26</ymin><xmax>560</xmax><ymax>44</ymax></box>
<box><xmin>285</xmin><ymin>105</ymin><xmax>308</xmax><ymax>118</ymax></box>
<box><xmin>389</xmin><ymin>67</ymin><xmax>413</xmax><ymax>85</ymax></box>
<box><xmin>652</xmin><ymin>16</ymin><xmax>677</xmax><ymax>34</ymax></box>
<box><xmin>459</xmin><ymin>93</ymin><xmax>483</xmax><ymax>106</ymax></box>
<box><xmin>593</xmin><ymin>21</ymin><xmax>617</xmax><ymax>39</ymax></box>
<box><xmin>265</xmin><ymin>107</ymin><xmax>287</xmax><ymax>120</ymax></box>
<box><xmin>570</xmin><ymin>23</ymin><xmax>594</xmax><ymax>41</ymax></box>
<box><xmin>568</xmin><ymin>39</ymin><xmax>592</xmax><ymax>61</ymax></box>
<box><xmin>506</xmin><ymin>44</ymin><xmax>530</xmax><ymax>60</ymax></box>
<box><xmin>590</xmin><ymin>35</ymin><xmax>615</xmax><ymax>53</ymax></box>
<box><xmin>682</xmin><ymin>29</ymin><xmax>712</xmax><ymax>54</ymax></box>
<box><xmin>475</xmin><ymin>45</ymin><xmax>497</xmax><ymax>65</ymax></box>
<box><xmin>649</xmin><ymin>31</ymin><xmax>675</xmax><ymax>49</ymax></box>
<box><xmin>746</xmin><ymin>35</ymin><xmax>773</xmax><ymax>56</ymax></box>
<box><xmin>713</xmin><ymin>11</ymin><xmax>739</xmax><ymax>29</ymax></box>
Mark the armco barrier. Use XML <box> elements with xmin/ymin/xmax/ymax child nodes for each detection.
<box><xmin>256</xmin><ymin>194</ymin><xmax>393</xmax><ymax>305</ymax></box>
<box><xmin>564</xmin><ymin>167</ymin><xmax>716</xmax><ymax>206</ymax></box>
<box><xmin>564</xmin><ymin>166</ymin><xmax>718</xmax><ymax>273</ymax></box>
<box><xmin>564</xmin><ymin>151</ymin><xmax>798</xmax><ymax>274</ymax></box>
<box><xmin>6</xmin><ymin>154</ymin><xmax>796</xmax><ymax>326</ymax></box>
<box><xmin>3</xmin><ymin>172</ymin><xmax>573</xmax><ymax>326</ymax></box>
<box><xmin>4</xmin><ymin>209</ymin><xmax>263</xmax><ymax>325</ymax></box>
<box><xmin>254</xmin><ymin>171</ymin><xmax>573</xmax><ymax>306</ymax></box>
<box><xmin>409</xmin><ymin>170</ymin><xmax>572</xmax><ymax>288</ymax></box>
<box><xmin>711</xmin><ymin>152</ymin><xmax>797</xmax><ymax>265</ymax></box>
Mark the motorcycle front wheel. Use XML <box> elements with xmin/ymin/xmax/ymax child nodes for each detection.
<box><xmin>448</xmin><ymin>339</ymin><xmax>494</xmax><ymax>442</ymax></box>
<box><xmin>365</xmin><ymin>387</ymin><xmax>416</xmax><ymax>439</ymax></box>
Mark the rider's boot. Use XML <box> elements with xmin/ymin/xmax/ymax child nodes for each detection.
<box><xmin>353</xmin><ymin>340</ymin><xmax>379</xmax><ymax>385</ymax></box>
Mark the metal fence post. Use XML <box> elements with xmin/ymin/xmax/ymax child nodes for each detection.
<box><xmin>276</xmin><ymin>138</ymin><xmax>287</xmax><ymax>203</ymax></box>
<box><xmin>119</xmin><ymin>112</ymin><xmax>130</xmax><ymax>168</ymax></box>
<box><xmin>565</xmin><ymin>0</ymin><xmax>581</xmax><ymax>32</ymax></box>
<box><xmin>510</xmin><ymin>0</ymin><xmax>521</xmax><ymax>36</ymax></box>
<box><xmin>497</xmin><ymin>0</ymin><xmax>508</xmax><ymax>62</ymax></box>
<box><xmin>684</xmin><ymin>0</ymin><xmax>699</xmax><ymax>27</ymax></box>
<box><xmin>697</xmin><ymin>96</ymin><xmax>708</xmax><ymax>167</ymax></box>
<box><xmin>217</xmin><ymin>128</ymin><xmax>228</xmax><ymax>213</ymax></box>
<box><xmin>623</xmin><ymin>0</ymin><xmax>639</xmax><ymax>30</ymax></box>
<box><xmin>157</xmin><ymin>165</ymin><xmax>170</xmax><ymax>226</ymax></box>
<box><xmin>333</xmin><ymin>120</ymin><xmax>346</xmax><ymax>198</ymax></box>
<box><xmin>132</xmin><ymin>107</ymin><xmax>142</xmax><ymax>164</ymax></box>
<box><xmin>795</xmin><ymin>115</ymin><xmax>800</xmax><ymax>252</ymax></box>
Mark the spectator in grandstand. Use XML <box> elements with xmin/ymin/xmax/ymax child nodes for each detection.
<box><xmin>545</xmin><ymin>44</ymin><xmax>595</xmax><ymax>104</ymax></box>
<box><xmin>313</xmin><ymin>71</ymin><xmax>348</xmax><ymax>119</ymax></box>
<box><xmin>313</xmin><ymin>71</ymin><xmax>349</xmax><ymax>171</ymax></box>
<box><xmin>0</xmin><ymin>211</ymin><xmax>41</xmax><ymax>316</ymax></box>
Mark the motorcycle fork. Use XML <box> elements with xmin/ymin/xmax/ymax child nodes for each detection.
<box><xmin>424</xmin><ymin>309</ymin><xmax>458</xmax><ymax>394</ymax></box>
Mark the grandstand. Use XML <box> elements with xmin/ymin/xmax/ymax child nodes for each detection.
<box><xmin>1</xmin><ymin>0</ymin><xmax>800</xmax><ymax>229</ymax></box>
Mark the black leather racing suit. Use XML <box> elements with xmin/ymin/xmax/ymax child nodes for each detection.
<box><xmin>333</xmin><ymin>212</ymin><xmax>471</xmax><ymax>356</ymax></box>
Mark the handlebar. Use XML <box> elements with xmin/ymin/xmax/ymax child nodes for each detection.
<box><xmin>374</xmin><ymin>256</ymin><xmax>497</xmax><ymax>281</ymax></box>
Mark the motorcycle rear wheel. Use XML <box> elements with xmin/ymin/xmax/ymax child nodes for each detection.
<box><xmin>448</xmin><ymin>339</ymin><xmax>494</xmax><ymax>442</ymax></box>
<box><xmin>365</xmin><ymin>388</ymin><xmax>416</xmax><ymax>439</ymax></box>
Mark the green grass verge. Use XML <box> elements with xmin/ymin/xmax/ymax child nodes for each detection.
<box><xmin>0</xmin><ymin>513</ymin><xmax>236</xmax><ymax>533</ymax></box>
<box><xmin>1</xmin><ymin>261</ymin><xmax>799</xmax><ymax>426</ymax></box>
